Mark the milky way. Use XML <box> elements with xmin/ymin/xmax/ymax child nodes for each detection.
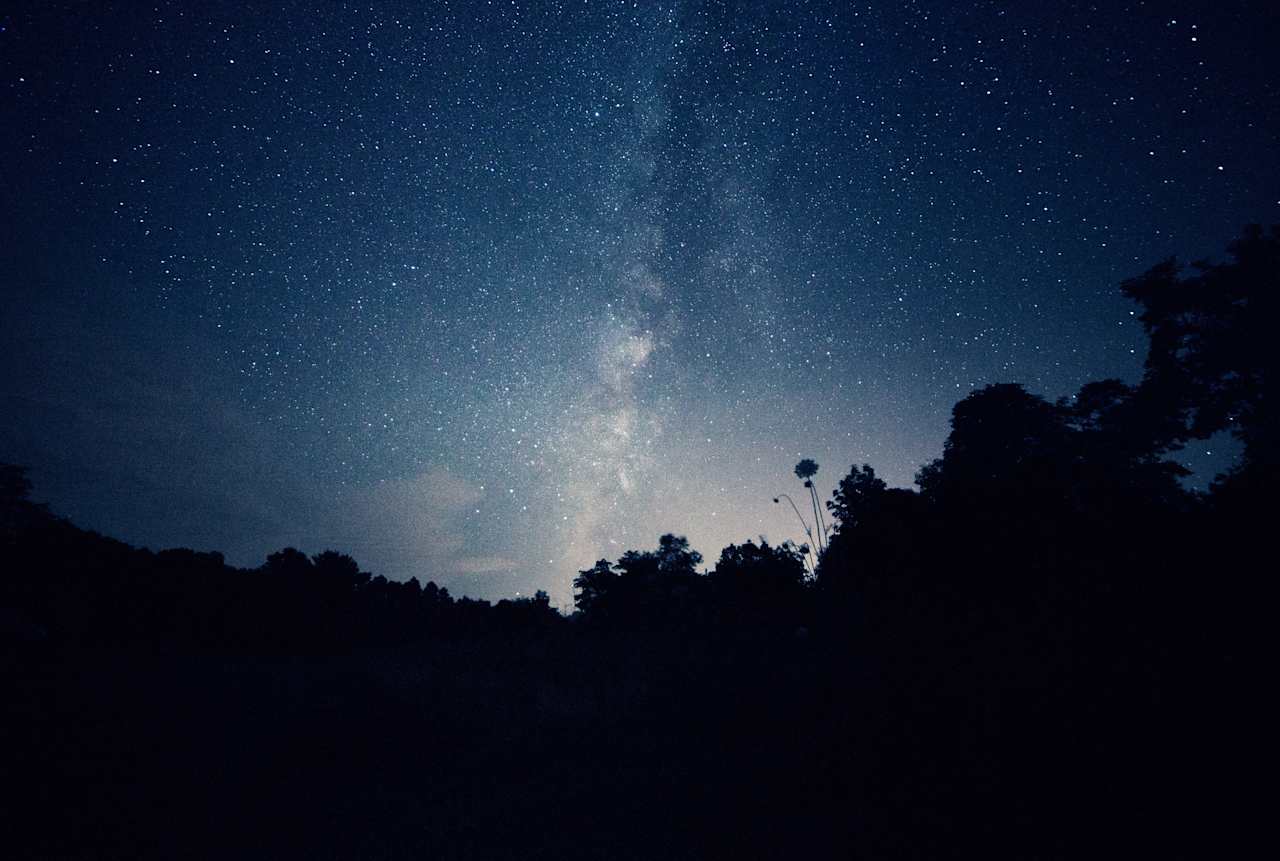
<box><xmin>2</xmin><ymin>1</ymin><xmax>1276</xmax><ymax>605</ymax></box>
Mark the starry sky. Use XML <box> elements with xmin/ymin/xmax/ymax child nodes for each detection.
<box><xmin>3</xmin><ymin>1</ymin><xmax>1277</xmax><ymax>605</ymax></box>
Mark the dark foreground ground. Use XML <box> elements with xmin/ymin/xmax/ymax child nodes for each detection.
<box><xmin>3</xmin><ymin>618</ymin><xmax>1250</xmax><ymax>860</ymax></box>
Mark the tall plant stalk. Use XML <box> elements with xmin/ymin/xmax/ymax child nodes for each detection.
<box><xmin>773</xmin><ymin>493</ymin><xmax>817</xmax><ymax>575</ymax></box>
<box><xmin>793</xmin><ymin>459</ymin><xmax>827</xmax><ymax>557</ymax></box>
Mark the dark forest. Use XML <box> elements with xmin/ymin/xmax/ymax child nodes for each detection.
<box><xmin>4</xmin><ymin>228</ymin><xmax>1273</xmax><ymax>858</ymax></box>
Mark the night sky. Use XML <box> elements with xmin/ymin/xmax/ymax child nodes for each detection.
<box><xmin>3</xmin><ymin>1</ymin><xmax>1276</xmax><ymax>605</ymax></box>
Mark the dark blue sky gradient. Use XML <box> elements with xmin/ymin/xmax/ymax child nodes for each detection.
<box><xmin>3</xmin><ymin>1</ymin><xmax>1276</xmax><ymax>604</ymax></box>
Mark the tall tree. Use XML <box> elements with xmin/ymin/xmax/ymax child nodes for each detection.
<box><xmin>1122</xmin><ymin>224</ymin><xmax>1280</xmax><ymax>480</ymax></box>
<box><xmin>915</xmin><ymin>384</ymin><xmax>1072</xmax><ymax>505</ymax></box>
<box><xmin>573</xmin><ymin>559</ymin><xmax>618</xmax><ymax>617</ymax></box>
<box><xmin>826</xmin><ymin>464</ymin><xmax>887</xmax><ymax>534</ymax></box>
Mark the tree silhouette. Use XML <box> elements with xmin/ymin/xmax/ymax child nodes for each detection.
<box><xmin>915</xmin><ymin>383</ymin><xmax>1073</xmax><ymax>507</ymax></box>
<box><xmin>651</xmin><ymin>533</ymin><xmax>703</xmax><ymax>578</ymax></box>
<box><xmin>711</xmin><ymin>538</ymin><xmax>806</xmax><ymax>625</ymax></box>
<box><xmin>614</xmin><ymin>533</ymin><xmax>702</xmax><ymax>582</ymax></box>
<box><xmin>494</xmin><ymin>589</ymin><xmax>559</xmax><ymax>629</ymax></box>
<box><xmin>311</xmin><ymin>549</ymin><xmax>366</xmax><ymax>586</ymax></box>
<box><xmin>0</xmin><ymin>462</ymin><xmax>52</xmax><ymax>541</ymax></box>
<box><xmin>713</xmin><ymin>538</ymin><xmax>804</xmax><ymax>585</ymax></box>
<box><xmin>1123</xmin><ymin>224</ymin><xmax>1280</xmax><ymax>487</ymax></box>
<box><xmin>263</xmin><ymin>547</ymin><xmax>313</xmax><ymax>578</ymax></box>
<box><xmin>573</xmin><ymin>559</ymin><xmax>618</xmax><ymax>617</ymax></box>
<box><xmin>573</xmin><ymin>535</ymin><xmax>704</xmax><ymax>626</ymax></box>
<box><xmin>826</xmin><ymin>464</ymin><xmax>887</xmax><ymax>534</ymax></box>
<box><xmin>1059</xmin><ymin>379</ymin><xmax>1190</xmax><ymax>510</ymax></box>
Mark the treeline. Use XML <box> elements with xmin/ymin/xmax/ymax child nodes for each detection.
<box><xmin>575</xmin><ymin>226</ymin><xmax>1273</xmax><ymax>653</ymax></box>
<box><xmin>0</xmin><ymin>483</ymin><xmax>562</xmax><ymax>653</ymax></box>
<box><xmin>2</xmin><ymin>228</ymin><xmax>1271</xmax><ymax>859</ymax></box>
<box><xmin>2</xmin><ymin>226</ymin><xmax>1274</xmax><ymax>655</ymax></box>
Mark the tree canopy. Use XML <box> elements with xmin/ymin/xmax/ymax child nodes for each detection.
<box><xmin>1123</xmin><ymin>224</ymin><xmax>1279</xmax><ymax>478</ymax></box>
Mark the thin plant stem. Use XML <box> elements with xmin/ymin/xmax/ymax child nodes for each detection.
<box><xmin>774</xmin><ymin>493</ymin><xmax>817</xmax><ymax>573</ymax></box>
<box><xmin>807</xmin><ymin>483</ymin><xmax>824</xmax><ymax>555</ymax></box>
<box><xmin>811</xmin><ymin>481</ymin><xmax>829</xmax><ymax>550</ymax></box>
